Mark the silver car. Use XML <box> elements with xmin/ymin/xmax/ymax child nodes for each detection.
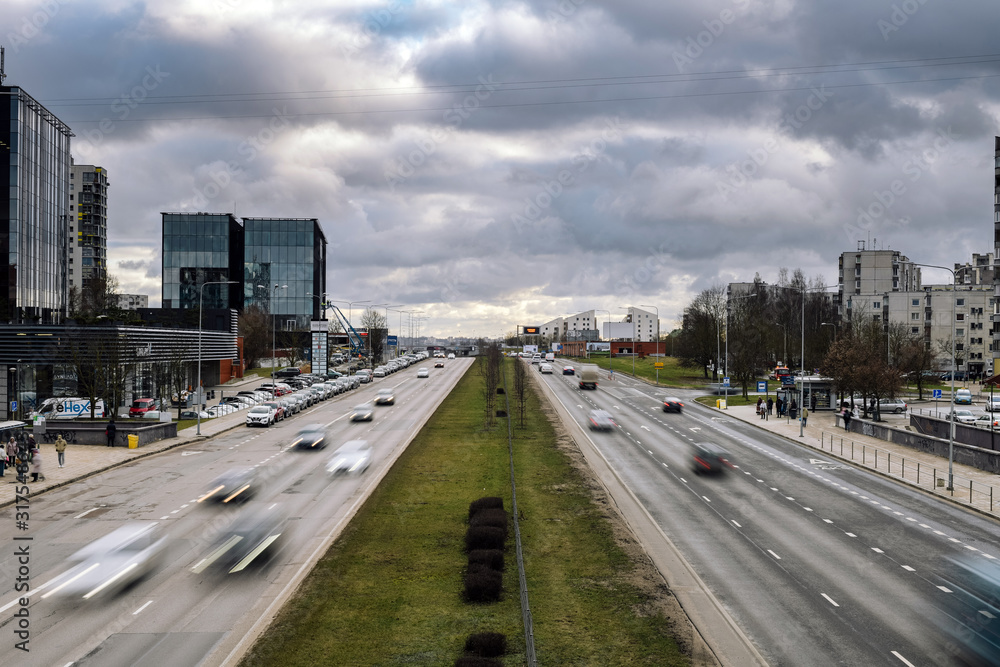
<box><xmin>327</xmin><ymin>440</ymin><xmax>373</xmax><ymax>475</ymax></box>
<box><xmin>351</xmin><ymin>403</ymin><xmax>374</xmax><ymax>422</ymax></box>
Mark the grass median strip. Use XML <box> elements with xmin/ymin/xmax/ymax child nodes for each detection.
<box><xmin>241</xmin><ymin>359</ymin><xmax>689</xmax><ymax>666</ymax></box>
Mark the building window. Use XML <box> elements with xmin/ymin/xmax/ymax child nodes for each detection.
<box><xmin>957</xmin><ymin>329</ymin><xmax>965</xmax><ymax>336</ymax></box>
<box><xmin>911</xmin><ymin>327</ymin><xmax>919</xmax><ymax>334</ymax></box>
<box><xmin>957</xmin><ymin>298</ymin><xmax>965</xmax><ymax>306</ymax></box>
<box><xmin>911</xmin><ymin>313</ymin><xmax>919</xmax><ymax>320</ymax></box>
<box><xmin>912</xmin><ymin>299</ymin><xmax>919</xmax><ymax>307</ymax></box>
<box><xmin>873</xmin><ymin>301</ymin><xmax>881</xmax><ymax>309</ymax></box>
<box><xmin>957</xmin><ymin>314</ymin><xmax>965</xmax><ymax>321</ymax></box>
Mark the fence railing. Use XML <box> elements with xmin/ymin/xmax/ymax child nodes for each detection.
<box><xmin>818</xmin><ymin>430</ymin><xmax>998</xmax><ymax>515</ymax></box>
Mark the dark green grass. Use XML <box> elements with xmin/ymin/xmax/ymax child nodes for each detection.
<box><xmin>241</xmin><ymin>359</ymin><xmax>688</xmax><ymax>666</ymax></box>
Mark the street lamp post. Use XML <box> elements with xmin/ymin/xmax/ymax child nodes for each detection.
<box><xmin>595</xmin><ymin>309</ymin><xmax>611</xmax><ymax>362</ymax></box>
<box><xmin>821</xmin><ymin>322</ymin><xmax>836</xmax><ymax>343</ymax></box>
<box><xmin>912</xmin><ymin>262</ymin><xmax>957</xmax><ymax>491</ymax></box>
<box><xmin>197</xmin><ymin>280</ymin><xmax>238</xmax><ymax>435</ymax></box>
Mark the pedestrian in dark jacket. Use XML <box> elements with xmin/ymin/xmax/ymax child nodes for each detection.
<box><xmin>106</xmin><ymin>420</ymin><xmax>117</xmax><ymax>447</ymax></box>
<box><xmin>766</xmin><ymin>397</ymin><xmax>774</xmax><ymax>416</ymax></box>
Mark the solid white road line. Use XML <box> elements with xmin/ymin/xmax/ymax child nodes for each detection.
<box><xmin>822</xmin><ymin>593</ymin><xmax>839</xmax><ymax>607</ymax></box>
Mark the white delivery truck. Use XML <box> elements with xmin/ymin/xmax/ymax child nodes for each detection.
<box><xmin>545</xmin><ymin>352</ymin><xmax>556</xmax><ymax>363</ymax></box>
<box><xmin>32</xmin><ymin>397</ymin><xmax>107</xmax><ymax>420</ymax></box>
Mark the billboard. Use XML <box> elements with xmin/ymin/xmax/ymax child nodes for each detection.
<box><xmin>523</xmin><ymin>326</ymin><xmax>541</xmax><ymax>335</ymax></box>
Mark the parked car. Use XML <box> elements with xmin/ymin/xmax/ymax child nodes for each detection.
<box><xmin>662</xmin><ymin>397</ymin><xmax>684</xmax><ymax>413</ymax></box>
<box><xmin>948</xmin><ymin>409</ymin><xmax>977</xmax><ymax>424</ymax></box>
<box><xmin>985</xmin><ymin>398</ymin><xmax>1000</xmax><ymax>412</ymax></box>
<box><xmin>355</xmin><ymin>370</ymin><xmax>372</xmax><ymax>384</ymax></box>
<box><xmin>326</xmin><ymin>440</ymin><xmax>373</xmax><ymax>475</ymax></box>
<box><xmin>878</xmin><ymin>398</ymin><xmax>907</xmax><ymax>414</ymax></box>
<box><xmin>292</xmin><ymin>424</ymin><xmax>328</xmax><ymax>449</ymax></box>
<box><xmin>129</xmin><ymin>398</ymin><xmax>159</xmax><ymax>418</ymax></box>
<box><xmin>588</xmin><ymin>409</ymin><xmax>616</xmax><ymax>431</ymax></box>
<box><xmin>954</xmin><ymin>389</ymin><xmax>973</xmax><ymax>405</ymax></box>
<box><xmin>179</xmin><ymin>409</ymin><xmax>210</xmax><ymax>420</ymax></box>
<box><xmin>263</xmin><ymin>401</ymin><xmax>285</xmax><ymax>421</ymax></box>
<box><xmin>246</xmin><ymin>405</ymin><xmax>275</xmax><ymax>427</ymax></box>
<box><xmin>692</xmin><ymin>442</ymin><xmax>733</xmax><ymax>475</ymax></box>
<box><xmin>197</xmin><ymin>468</ymin><xmax>258</xmax><ymax>504</ymax></box>
<box><xmin>974</xmin><ymin>414</ymin><xmax>999</xmax><ymax>429</ymax></box>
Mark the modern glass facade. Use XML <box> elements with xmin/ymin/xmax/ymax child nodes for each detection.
<box><xmin>0</xmin><ymin>86</ymin><xmax>73</xmax><ymax>324</ymax></box>
<box><xmin>161</xmin><ymin>212</ymin><xmax>243</xmax><ymax>310</ymax></box>
<box><xmin>161</xmin><ymin>213</ymin><xmax>327</xmax><ymax>328</ymax></box>
<box><xmin>243</xmin><ymin>218</ymin><xmax>327</xmax><ymax>329</ymax></box>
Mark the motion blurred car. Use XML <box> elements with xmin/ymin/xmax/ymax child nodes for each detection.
<box><xmin>41</xmin><ymin>522</ymin><xmax>167</xmax><ymax>601</ymax></box>
<box><xmin>326</xmin><ymin>440</ymin><xmax>373</xmax><ymax>475</ymax></box>
<box><xmin>417</xmin><ymin>368</ymin><xmax>430</xmax><ymax>378</ymax></box>
<box><xmin>351</xmin><ymin>403</ymin><xmax>374</xmax><ymax>421</ymax></box>
<box><xmin>588</xmin><ymin>409</ymin><xmax>616</xmax><ymax>431</ymax></box>
<box><xmin>190</xmin><ymin>502</ymin><xmax>288</xmax><ymax>575</ymax></box>
<box><xmin>662</xmin><ymin>397</ymin><xmax>684</xmax><ymax>413</ymax></box>
<box><xmin>292</xmin><ymin>424</ymin><xmax>328</xmax><ymax>449</ymax></box>
<box><xmin>375</xmin><ymin>388</ymin><xmax>395</xmax><ymax>405</ymax></box>
<box><xmin>562</xmin><ymin>366</ymin><xmax>575</xmax><ymax>375</ymax></box>
<box><xmin>434</xmin><ymin>361</ymin><xmax>444</xmax><ymax>368</ymax></box>
<box><xmin>935</xmin><ymin>555</ymin><xmax>1000</xmax><ymax>666</ymax></box>
<box><xmin>692</xmin><ymin>442</ymin><xmax>732</xmax><ymax>475</ymax></box>
<box><xmin>179</xmin><ymin>409</ymin><xmax>210</xmax><ymax>420</ymax></box>
<box><xmin>197</xmin><ymin>468</ymin><xmax>258</xmax><ymax>504</ymax></box>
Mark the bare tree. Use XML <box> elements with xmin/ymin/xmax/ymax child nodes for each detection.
<box><xmin>238</xmin><ymin>304</ymin><xmax>271</xmax><ymax>370</ymax></box>
<box><xmin>360</xmin><ymin>308</ymin><xmax>388</xmax><ymax>364</ymax></box>
<box><xmin>165</xmin><ymin>339</ymin><xmax>193</xmax><ymax>420</ymax></box>
<box><xmin>513</xmin><ymin>354</ymin><xmax>527</xmax><ymax>428</ymax></box>
<box><xmin>477</xmin><ymin>340</ymin><xmax>502</xmax><ymax>428</ymax></box>
<box><xmin>675</xmin><ymin>285</ymin><xmax>724</xmax><ymax>378</ymax></box>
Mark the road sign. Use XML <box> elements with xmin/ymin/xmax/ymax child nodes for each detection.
<box><xmin>9</xmin><ymin>401</ymin><xmax>15</xmax><ymax>412</ymax></box>
<box><xmin>723</xmin><ymin>377</ymin><xmax>730</xmax><ymax>387</ymax></box>
<box><xmin>757</xmin><ymin>381</ymin><xmax>767</xmax><ymax>392</ymax></box>
<box><xmin>654</xmin><ymin>362</ymin><xmax>664</xmax><ymax>368</ymax></box>
<box><xmin>932</xmin><ymin>389</ymin><xmax>943</xmax><ymax>399</ymax></box>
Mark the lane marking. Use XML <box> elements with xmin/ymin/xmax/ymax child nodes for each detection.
<box><xmin>823</xmin><ymin>519</ymin><xmax>834</xmax><ymax>524</ymax></box>
<box><xmin>822</xmin><ymin>593</ymin><xmax>840</xmax><ymax>607</ymax></box>
<box><xmin>74</xmin><ymin>508</ymin><xmax>100</xmax><ymax>519</ymax></box>
<box><xmin>937</xmin><ymin>586</ymin><xmax>953</xmax><ymax>593</ymax></box>
<box><xmin>891</xmin><ymin>651</ymin><xmax>916</xmax><ymax>667</ymax></box>
<box><xmin>846</xmin><ymin>533</ymin><xmax>857</xmax><ymax>538</ymax></box>
<box><xmin>702</xmin><ymin>496</ymin><xmax>711</xmax><ymax>503</ymax></box>
<box><xmin>767</xmin><ymin>550</ymin><xmax>781</xmax><ymax>560</ymax></box>
<box><xmin>731</xmin><ymin>520</ymin><xmax>742</xmax><ymax>528</ymax></box>
<box><xmin>902</xmin><ymin>566</ymin><xmax>915</xmax><ymax>572</ymax></box>
<box><xmin>872</xmin><ymin>548</ymin><xmax>884</xmax><ymax>554</ymax></box>
<box><xmin>133</xmin><ymin>600</ymin><xmax>154</xmax><ymax>615</ymax></box>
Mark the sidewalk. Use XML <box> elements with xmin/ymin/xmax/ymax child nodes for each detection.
<box><xmin>717</xmin><ymin>403</ymin><xmax>1000</xmax><ymax>517</ymax></box>
<box><xmin>1</xmin><ymin>375</ymin><xmax>267</xmax><ymax>508</ymax></box>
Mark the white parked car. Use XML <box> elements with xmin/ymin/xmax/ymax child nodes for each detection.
<box><xmin>984</xmin><ymin>398</ymin><xmax>1000</xmax><ymax>412</ymax></box>
<box><xmin>947</xmin><ymin>409</ymin><xmax>977</xmax><ymax>424</ymax></box>
<box><xmin>246</xmin><ymin>405</ymin><xmax>275</xmax><ymax>427</ymax></box>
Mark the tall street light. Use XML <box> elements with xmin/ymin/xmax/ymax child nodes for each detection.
<box><xmin>307</xmin><ymin>292</ymin><xmax>328</xmax><ymax>320</ymax></box>
<box><xmin>387</xmin><ymin>307</ymin><xmax>405</xmax><ymax>358</ymax></box>
<box><xmin>913</xmin><ymin>262</ymin><xmax>957</xmax><ymax>491</ymax></box>
<box><xmin>595</xmin><ymin>309</ymin><xmax>611</xmax><ymax>360</ymax></box>
<box><xmin>724</xmin><ymin>291</ymin><xmax>757</xmax><ymax>408</ymax></box>
<box><xmin>820</xmin><ymin>322</ymin><xmax>836</xmax><ymax>343</ymax></box>
<box><xmin>271</xmin><ymin>284</ymin><xmax>288</xmax><ymax>398</ymax></box>
<box><xmin>197</xmin><ymin>279</ymin><xmax>238</xmax><ymax>435</ymax></box>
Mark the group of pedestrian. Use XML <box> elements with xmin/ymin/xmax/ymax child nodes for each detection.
<box><xmin>756</xmin><ymin>397</ymin><xmax>776</xmax><ymax>421</ymax></box>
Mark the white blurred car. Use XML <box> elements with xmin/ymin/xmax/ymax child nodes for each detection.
<box><xmin>42</xmin><ymin>522</ymin><xmax>167</xmax><ymax>601</ymax></box>
<box><xmin>326</xmin><ymin>440</ymin><xmax>372</xmax><ymax>475</ymax></box>
<box><xmin>417</xmin><ymin>368</ymin><xmax>430</xmax><ymax>378</ymax></box>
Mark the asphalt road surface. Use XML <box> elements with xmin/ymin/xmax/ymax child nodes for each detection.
<box><xmin>0</xmin><ymin>359</ymin><xmax>470</xmax><ymax>667</ymax></box>
<box><xmin>538</xmin><ymin>364</ymin><xmax>1000</xmax><ymax>666</ymax></box>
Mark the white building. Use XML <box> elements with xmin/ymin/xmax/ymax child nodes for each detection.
<box><xmin>538</xmin><ymin>310</ymin><xmax>598</xmax><ymax>342</ymax></box>
<box><xmin>118</xmin><ymin>293</ymin><xmax>149</xmax><ymax>310</ymax></box>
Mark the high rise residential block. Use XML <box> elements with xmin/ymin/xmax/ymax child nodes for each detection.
<box><xmin>0</xmin><ymin>84</ymin><xmax>73</xmax><ymax>323</ymax></box>
<box><xmin>67</xmin><ymin>161</ymin><xmax>109</xmax><ymax>298</ymax></box>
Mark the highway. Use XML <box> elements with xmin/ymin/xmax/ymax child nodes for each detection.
<box><xmin>0</xmin><ymin>358</ymin><xmax>471</xmax><ymax>667</ymax></box>
<box><xmin>536</xmin><ymin>362</ymin><xmax>1000</xmax><ymax>666</ymax></box>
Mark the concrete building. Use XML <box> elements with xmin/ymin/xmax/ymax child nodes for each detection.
<box><xmin>160</xmin><ymin>213</ymin><xmax>328</xmax><ymax>330</ymax></box>
<box><xmin>603</xmin><ymin>307</ymin><xmax>659</xmax><ymax>342</ymax></box>
<box><xmin>0</xmin><ymin>83</ymin><xmax>73</xmax><ymax>324</ymax></box>
<box><xmin>994</xmin><ymin>135</ymin><xmax>1000</xmax><ymax>374</ymax></box>
<box><xmin>837</xmin><ymin>243</ymin><xmax>919</xmax><ymax>321</ymax></box>
<box><xmin>538</xmin><ymin>310</ymin><xmax>598</xmax><ymax>342</ymax></box>
<box><xmin>67</xmin><ymin>162</ymin><xmax>109</xmax><ymax>298</ymax></box>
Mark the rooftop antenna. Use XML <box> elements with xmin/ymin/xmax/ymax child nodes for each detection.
<box><xmin>1</xmin><ymin>46</ymin><xmax>6</xmax><ymax>85</ymax></box>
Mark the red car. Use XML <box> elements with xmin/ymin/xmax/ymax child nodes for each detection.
<box><xmin>129</xmin><ymin>398</ymin><xmax>158</xmax><ymax>418</ymax></box>
<box><xmin>263</xmin><ymin>401</ymin><xmax>286</xmax><ymax>421</ymax></box>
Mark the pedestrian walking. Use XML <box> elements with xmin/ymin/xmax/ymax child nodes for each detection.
<box><xmin>4</xmin><ymin>436</ymin><xmax>14</xmax><ymax>472</ymax></box>
<box><xmin>29</xmin><ymin>447</ymin><xmax>42</xmax><ymax>482</ymax></box>
<box><xmin>55</xmin><ymin>434</ymin><xmax>67</xmax><ymax>468</ymax></box>
<box><xmin>767</xmin><ymin>397</ymin><xmax>774</xmax><ymax>416</ymax></box>
<box><xmin>802</xmin><ymin>407</ymin><xmax>809</xmax><ymax>427</ymax></box>
<box><xmin>106</xmin><ymin>419</ymin><xmax>117</xmax><ymax>447</ymax></box>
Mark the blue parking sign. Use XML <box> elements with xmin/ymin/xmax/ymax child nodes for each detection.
<box><xmin>932</xmin><ymin>389</ymin><xmax>943</xmax><ymax>399</ymax></box>
<box><xmin>723</xmin><ymin>377</ymin><xmax>730</xmax><ymax>387</ymax></box>
<box><xmin>757</xmin><ymin>381</ymin><xmax>767</xmax><ymax>393</ymax></box>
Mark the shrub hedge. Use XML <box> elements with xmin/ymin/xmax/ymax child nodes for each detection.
<box><xmin>463</xmin><ymin>631</ymin><xmax>507</xmax><ymax>657</ymax></box>
<box><xmin>468</xmin><ymin>496</ymin><xmax>504</xmax><ymax>522</ymax></box>
<box><xmin>464</xmin><ymin>525</ymin><xmax>506</xmax><ymax>552</ymax></box>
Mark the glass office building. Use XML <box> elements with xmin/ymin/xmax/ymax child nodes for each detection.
<box><xmin>0</xmin><ymin>85</ymin><xmax>73</xmax><ymax>324</ymax></box>
<box><xmin>161</xmin><ymin>213</ymin><xmax>327</xmax><ymax>328</ymax></box>
<box><xmin>161</xmin><ymin>212</ymin><xmax>244</xmax><ymax>310</ymax></box>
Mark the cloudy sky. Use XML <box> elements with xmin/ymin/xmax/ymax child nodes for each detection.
<box><xmin>4</xmin><ymin>0</ymin><xmax>999</xmax><ymax>338</ymax></box>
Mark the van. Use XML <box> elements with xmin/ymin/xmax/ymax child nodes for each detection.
<box><xmin>35</xmin><ymin>397</ymin><xmax>107</xmax><ymax>420</ymax></box>
<box><xmin>545</xmin><ymin>352</ymin><xmax>556</xmax><ymax>363</ymax></box>
<box><xmin>129</xmin><ymin>398</ymin><xmax>158</xmax><ymax>418</ymax></box>
<box><xmin>578</xmin><ymin>367</ymin><xmax>599</xmax><ymax>390</ymax></box>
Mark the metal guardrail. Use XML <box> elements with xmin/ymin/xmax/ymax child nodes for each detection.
<box><xmin>501</xmin><ymin>364</ymin><xmax>537</xmax><ymax>666</ymax></box>
<box><xmin>818</xmin><ymin>430</ymin><xmax>999</xmax><ymax>515</ymax></box>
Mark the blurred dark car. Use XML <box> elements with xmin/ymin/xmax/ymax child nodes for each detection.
<box><xmin>375</xmin><ymin>388</ymin><xmax>395</xmax><ymax>405</ymax></box>
<box><xmin>692</xmin><ymin>442</ymin><xmax>732</xmax><ymax>474</ymax></box>
<box><xmin>41</xmin><ymin>522</ymin><xmax>167</xmax><ymax>601</ymax></box>
<box><xmin>292</xmin><ymin>424</ymin><xmax>327</xmax><ymax>449</ymax></box>
<box><xmin>197</xmin><ymin>468</ymin><xmax>258</xmax><ymax>504</ymax></box>
<box><xmin>588</xmin><ymin>409</ymin><xmax>616</xmax><ymax>431</ymax></box>
<box><xmin>662</xmin><ymin>397</ymin><xmax>684</xmax><ymax>413</ymax></box>
<box><xmin>351</xmin><ymin>403</ymin><xmax>375</xmax><ymax>421</ymax></box>
<box><xmin>562</xmin><ymin>366</ymin><xmax>575</xmax><ymax>375</ymax></box>
<box><xmin>326</xmin><ymin>440</ymin><xmax>373</xmax><ymax>475</ymax></box>
<box><xmin>190</xmin><ymin>503</ymin><xmax>288</xmax><ymax>575</ymax></box>
<box><xmin>936</xmin><ymin>555</ymin><xmax>1000</xmax><ymax>666</ymax></box>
